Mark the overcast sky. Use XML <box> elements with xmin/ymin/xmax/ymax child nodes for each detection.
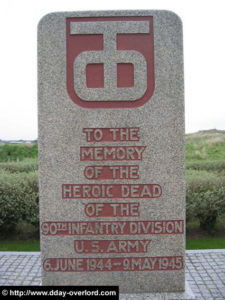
<box><xmin>0</xmin><ymin>0</ymin><xmax>224</xmax><ymax>140</ymax></box>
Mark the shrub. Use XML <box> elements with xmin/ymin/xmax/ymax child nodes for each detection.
<box><xmin>0</xmin><ymin>171</ymin><xmax>39</xmax><ymax>232</ymax></box>
<box><xmin>186</xmin><ymin>160</ymin><xmax>225</xmax><ymax>175</ymax></box>
<box><xmin>0</xmin><ymin>142</ymin><xmax>38</xmax><ymax>162</ymax></box>
<box><xmin>186</xmin><ymin>170</ymin><xmax>225</xmax><ymax>231</ymax></box>
<box><xmin>0</xmin><ymin>160</ymin><xmax>38</xmax><ymax>173</ymax></box>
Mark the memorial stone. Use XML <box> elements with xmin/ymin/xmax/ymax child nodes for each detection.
<box><xmin>38</xmin><ymin>10</ymin><xmax>192</xmax><ymax>296</ymax></box>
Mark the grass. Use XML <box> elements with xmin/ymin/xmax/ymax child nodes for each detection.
<box><xmin>0</xmin><ymin>240</ymin><xmax>40</xmax><ymax>251</ymax></box>
<box><xmin>186</xmin><ymin>238</ymin><xmax>225</xmax><ymax>250</ymax></box>
<box><xmin>186</xmin><ymin>129</ymin><xmax>225</xmax><ymax>162</ymax></box>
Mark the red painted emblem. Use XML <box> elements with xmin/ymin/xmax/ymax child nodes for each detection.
<box><xmin>66</xmin><ymin>16</ymin><xmax>155</xmax><ymax>108</ymax></box>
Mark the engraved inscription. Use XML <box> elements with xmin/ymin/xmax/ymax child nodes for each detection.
<box><xmin>62</xmin><ymin>184</ymin><xmax>162</xmax><ymax>199</ymax></box>
<box><xmin>84</xmin><ymin>203</ymin><xmax>140</xmax><ymax>217</ymax></box>
<box><xmin>80</xmin><ymin>146</ymin><xmax>146</xmax><ymax>161</ymax></box>
<box><xmin>41</xmin><ymin>220</ymin><xmax>184</xmax><ymax>236</ymax></box>
<box><xmin>83</xmin><ymin>128</ymin><xmax>140</xmax><ymax>142</ymax></box>
<box><xmin>74</xmin><ymin>239</ymin><xmax>151</xmax><ymax>254</ymax></box>
<box><xmin>42</xmin><ymin>126</ymin><xmax>184</xmax><ymax>275</ymax></box>
<box><xmin>43</xmin><ymin>256</ymin><xmax>183</xmax><ymax>272</ymax></box>
<box><xmin>84</xmin><ymin>165</ymin><xmax>140</xmax><ymax>180</ymax></box>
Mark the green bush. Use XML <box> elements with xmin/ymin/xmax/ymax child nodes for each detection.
<box><xmin>0</xmin><ymin>171</ymin><xmax>39</xmax><ymax>232</ymax></box>
<box><xmin>0</xmin><ymin>160</ymin><xmax>38</xmax><ymax>173</ymax></box>
<box><xmin>186</xmin><ymin>170</ymin><xmax>225</xmax><ymax>231</ymax></box>
<box><xmin>186</xmin><ymin>160</ymin><xmax>225</xmax><ymax>175</ymax></box>
<box><xmin>0</xmin><ymin>142</ymin><xmax>38</xmax><ymax>162</ymax></box>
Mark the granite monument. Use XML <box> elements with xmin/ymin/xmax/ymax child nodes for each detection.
<box><xmin>38</xmin><ymin>10</ymin><xmax>193</xmax><ymax>297</ymax></box>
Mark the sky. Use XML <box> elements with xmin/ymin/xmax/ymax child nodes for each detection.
<box><xmin>0</xmin><ymin>0</ymin><xmax>224</xmax><ymax>140</ymax></box>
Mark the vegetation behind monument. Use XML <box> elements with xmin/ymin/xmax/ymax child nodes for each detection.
<box><xmin>0</xmin><ymin>129</ymin><xmax>224</xmax><ymax>235</ymax></box>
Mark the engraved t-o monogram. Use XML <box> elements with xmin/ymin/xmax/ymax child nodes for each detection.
<box><xmin>70</xmin><ymin>21</ymin><xmax>149</xmax><ymax>101</ymax></box>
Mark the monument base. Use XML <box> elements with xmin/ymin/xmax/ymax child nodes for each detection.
<box><xmin>120</xmin><ymin>281</ymin><xmax>195</xmax><ymax>300</ymax></box>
